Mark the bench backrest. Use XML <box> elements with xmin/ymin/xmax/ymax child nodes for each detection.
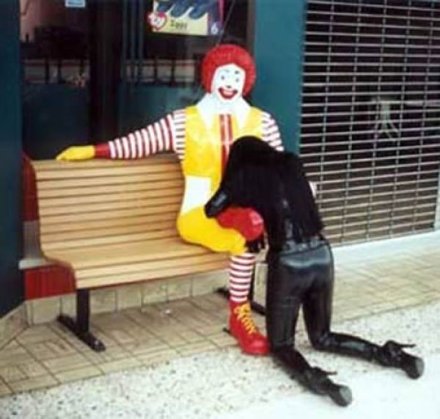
<box><xmin>33</xmin><ymin>155</ymin><xmax>183</xmax><ymax>253</ymax></box>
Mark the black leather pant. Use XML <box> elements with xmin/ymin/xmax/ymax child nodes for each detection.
<box><xmin>266</xmin><ymin>238</ymin><xmax>382</xmax><ymax>373</ymax></box>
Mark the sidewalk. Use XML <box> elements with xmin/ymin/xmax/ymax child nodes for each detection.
<box><xmin>0</xmin><ymin>231</ymin><xmax>439</xmax><ymax>418</ymax></box>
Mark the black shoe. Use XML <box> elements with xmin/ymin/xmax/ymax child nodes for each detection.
<box><xmin>301</xmin><ymin>367</ymin><xmax>353</xmax><ymax>407</ymax></box>
<box><xmin>400</xmin><ymin>352</ymin><xmax>424</xmax><ymax>379</ymax></box>
<box><xmin>324</xmin><ymin>382</ymin><xmax>353</xmax><ymax>407</ymax></box>
<box><xmin>379</xmin><ymin>340</ymin><xmax>424</xmax><ymax>379</ymax></box>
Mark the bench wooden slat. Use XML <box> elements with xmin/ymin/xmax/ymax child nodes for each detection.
<box><xmin>37</xmin><ymin>171</ymin><xmax>182</xmax><ymax>190</ymax></box>
<box><xmin>77</xmin><ymin>260</ymin><xmax>228</xmax><ymax>289</ymax></box>
<box><xmin>76</xmin><ymin>252</ymin><xmax>227</xmax><ymax>280</ymax></box>
<box><xmin>33</xmin><ymin>155</ymin><xmax>177</xmax><ymax>171</ymax></box>
<box><xmin>42</xmin><ymin>238</ymin><xmax>212</xmax><ymax>269</ymax></box>
<box><xmin>42</xmin><ymin>220</ymin><xmax>176</xmax><ymax>243</ymax></box>
<box><xmin>37</xmin><ymin>180</ymin><xmax>184</xmax><ymax>199</ymax></box>
<box><xmin>38</xmin><ymin>188</ymin><xmax>183</xmax><ymax>208</ymax></box>
<box><xmin>39</xmin><ymin>195</ymin><xmax>181</xmax><ymax>217</ymax></box>
<box><xmin>40</xmin><ymin>213</ymin><xmax>176</xmax><ymax>235</ymax></box>
<box><xmin>39</xmin><ymin>203</ymin><xmax>181</xmax><ymax>225</ymax></box>
<box><xmin>43</xmin><ymin>229</ymin><xmax>178</xmax><ymax>251</ymax></box>
<box><xmin>35</xmin><ymin>163</ymin><xmax>181</xmax><ymax>180</ymax></box>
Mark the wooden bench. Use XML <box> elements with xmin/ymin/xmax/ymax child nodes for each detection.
<box><xmin>33</xmin><ymin>154</ymin><xmax>230</xmax><ymax>351</ymax></box>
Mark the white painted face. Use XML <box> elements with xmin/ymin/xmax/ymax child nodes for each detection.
<box><xmin>211</xmin><ymin>64</ymin><xmax>246</xmax><ymax>104</ymax></box>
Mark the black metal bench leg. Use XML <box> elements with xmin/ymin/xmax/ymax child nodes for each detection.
<box><xmin>57</xmin><ymin>289</ymin><xmax>106</xmax><ymax>352</ymax></box>
<box><xmin>216</xmin><ymin>267</ymin><xmax>266</xmax><ymax>316</ymax></box>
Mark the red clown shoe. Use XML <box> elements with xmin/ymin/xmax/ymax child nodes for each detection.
<box><xmin>229</xmin><ymin>301</ymin><xmax>269</xmax><ymax>356</ymax></box>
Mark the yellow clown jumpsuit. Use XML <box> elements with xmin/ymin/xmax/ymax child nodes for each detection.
<box><xmin>176</xmin><ymin>105</ymin><xmax>264</xmax><ymax>255</ymax></box>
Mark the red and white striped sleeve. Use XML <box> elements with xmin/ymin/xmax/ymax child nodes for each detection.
<box><xmin>262</xmin><ymin>111</ymin><xmax>283</xmax><ymax>151</ymax></box>
<box><xmin>95</xmin><ymin>110</ymin><xmax>187</xmax><ymax>160</ymax></box>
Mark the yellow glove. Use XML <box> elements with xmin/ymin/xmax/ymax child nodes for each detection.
<box><xmin>56</xmin><ymin>145</ymin><xmax>95</xmax><ymax>161</ymax></box>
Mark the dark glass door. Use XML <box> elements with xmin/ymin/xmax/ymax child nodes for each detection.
<box><xmin>20</xmin><ymin>0</ymin><xmax>90</xmax><ymax>159</ymax></box>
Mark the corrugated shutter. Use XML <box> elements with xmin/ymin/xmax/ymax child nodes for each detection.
<box><xmin>301</xmin><ymin>0</ymin><xmax>440</xmax><ymax>244</ymax></box>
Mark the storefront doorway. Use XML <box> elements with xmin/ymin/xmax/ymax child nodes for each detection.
<box><xmin>20</xmin><ymin>0</ymin><xmax>90</xmax><ymax>159</ymax></box>
<box><xmin>20</xmin><ymin>0</ymin><xmax>252</xmax><ymax>159</ymax></box>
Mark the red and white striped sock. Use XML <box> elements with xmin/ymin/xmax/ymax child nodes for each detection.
<box><xmin>228</xmin><ymin>252</ymin><xmax>256</xmax><ymax>304</ymax></box>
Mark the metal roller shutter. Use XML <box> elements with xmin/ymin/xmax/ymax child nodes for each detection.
<box><xmin>301</xmin><ymin>0</ymin><xmax>440</xmax><ymax>244</ymax></box>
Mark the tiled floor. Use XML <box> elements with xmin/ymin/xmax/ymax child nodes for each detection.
<box><xmin>1</xmin><ymin>231</ymin><xmax>440</xmax><ymax>399</ymax></box>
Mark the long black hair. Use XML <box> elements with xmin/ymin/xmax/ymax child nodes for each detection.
<box><xmin>213</xmin><ymin>136</ymin><xmax>323</xmax><ymax>248</ymax></box>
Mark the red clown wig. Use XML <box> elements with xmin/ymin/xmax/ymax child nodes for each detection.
<box><xmin>201</xmin><ymin>44</ymin><xmax>256</xmax><ymax>96</ymax></box>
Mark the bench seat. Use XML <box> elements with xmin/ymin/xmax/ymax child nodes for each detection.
<box><xmin>49</xmin><ymin>238</ymin><xmax>229</xmax><ymax>289</ymax></box>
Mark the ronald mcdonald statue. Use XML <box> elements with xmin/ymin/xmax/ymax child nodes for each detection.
<box><xmin>57</xmin><ymin>44</ymin><xmax>283</xmax><ymax>356</ymax></box>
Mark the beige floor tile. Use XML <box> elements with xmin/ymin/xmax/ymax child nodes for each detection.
<box><xmin>1</xmin><ymin>340</ymin><xmax>20</xmax><ymax>350</ymax></box>
<box><xmin>200</xmin><ymin>293</ymin><xmax>228</xmax><ymax>310</ymax></box>
<box><xmin>154</xmin><ymin>332</ymin><xmax>187</xmax><ymax>347</ymax></box>
<box><xmin>18</xmin><ymin>360</ymin><xmax>48</xmax><ymax>379</ymax></box>
<box><xmin>8</xmin><ymin>374</ymin><xmax>58</xmax><ymax>394</ymax></box>
<box><xmin>123</xmin><ymin>340</ymin><xmax>170</xmax><ymax>357</ymax></box>
<box><xmin>124</xmin><ymin>326</ymin><xmax>161</xmax><ymax>343</ymax></box>
<box><xmin>0</xmin><ymin>344</ymin><xmax>34</xmax><ymax>368</ymax></box>
<box><xmin>0</xmin><ymin>365</ymin><xmax>27</xmax><ymax>384</ymax></box>
<box><xmin>193</xmin><ymin>293</ymin><xmax>227</xmax><ymax>313</ymax></box>
<box><xmin>208</xmin><ymin>331</ymin><xmax>236</xmax><ymax>348</ymax></box>
<box><xmin>128</xmin><ymin>309</ymin><xmax>193</xmax><ymax>346</ymax></box>
<box><xmin>91</xmin><ymin>329</ymin><xmax>120</xmax><ymax>348</ymax></box>
<box><xmin>188</xmin><ymin>324</ymin><xmax>224</xmax><ymax>338</ymax></box>
<box><xmin>137</xmin><ymin>347</ymin><xmax>179</xmax><ymax>367</ymax></box>
<box><xmin>98</xmin><ymin>357</ymin><xmax>142</xmax><ymax>374</ymax></box>
<box><xmin>42</xmin><ymin>353</ymin><xmax>93</xmax><ymax>374</ymax></box>
<box><xmin>92</xmin><ymin>311</ymin><xmax>133</xmax><ymax>328</ymax></box>
<box><xmin>167</xmin><ymin>300</ymin><xmax>222</xmax><ymax>327</ymax></box>
<box><xmin>54</xmin><ymin>365</ymin><xmax>102</xmax><ymax>384</ymax></box>
<box><xmin>15</xmin><ymin>324</ymin><xmax>60</xmax><ymax>345</ymax></box>
<box><xmin>390</xmin><ymin>296</ymin><xmax>428</xmax><ymax>308</ymax></box>
<box><xmin>128</xmin><ymin>307</ymin><xmax>184</xmax><ymax>334</ymax></box>
<box><xmin>101</xmin><ymin>328</ymin><xmax>137</xmax><ymax>345</ymax></box>
<box><xmin>81</xmin><ymin>344</ymin><xmax>132</xmax><ymax>364</ymax></box>
<box><xmin>121</xmin><ymin>331</ymin><xmax>165</xmax><ymax>348</ymax></box>
<box><xmin>23</xmin><ymin>339</ymin><xmax>79</xmax><ymax>362</ymax></box>
<box><xmin>0</xmin><ymin>379</ymin><xmax>11</xmax><ymax>397</ymax></box>
<box><xmin>178</xmin><ymin>329</ymin><xmax>205</xmax><ymax>343</ymax></box>
<box><xmin>175</xmin><ymin>341</ymin><xmax>218</xmax><ymax>357</ymax></box>
<box><xmin>115</xmin><ymin>313</ymin><xmax>159</xmax><ymax>339</ymax></box>
<box><xmin>367</xmin><ymin>301</ymin><xmax>402</xmax><ymax>315</ymax></box>
<box><xmin>412</xmin><ymin>293</ymin><xmax>440</xmax><ymax>305</ymax></box>
<box><xmin>48</xmin><ymin>323</ymin><xmax>103</xmax><ymax>352</ymax></box>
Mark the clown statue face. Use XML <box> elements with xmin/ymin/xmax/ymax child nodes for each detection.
<box><xmin>197</xmin><ymin>44</ymin><xmax>257</xmax><ymax>125</ymax></box>
<box><xmin>211</xmin><ymin>64</ymin><xmax>246</xmax><ymax>105</ymax></box>
<box><xmin>200</xmin><ymin>44</ymin><xmax>256</xmax><ymax>97</ymax></box>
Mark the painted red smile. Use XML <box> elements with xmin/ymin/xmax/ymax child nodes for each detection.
<box><xmin>218</xmin><ymin>87</ymin><xmax>238</xmax><ymax>100</ymax></box>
